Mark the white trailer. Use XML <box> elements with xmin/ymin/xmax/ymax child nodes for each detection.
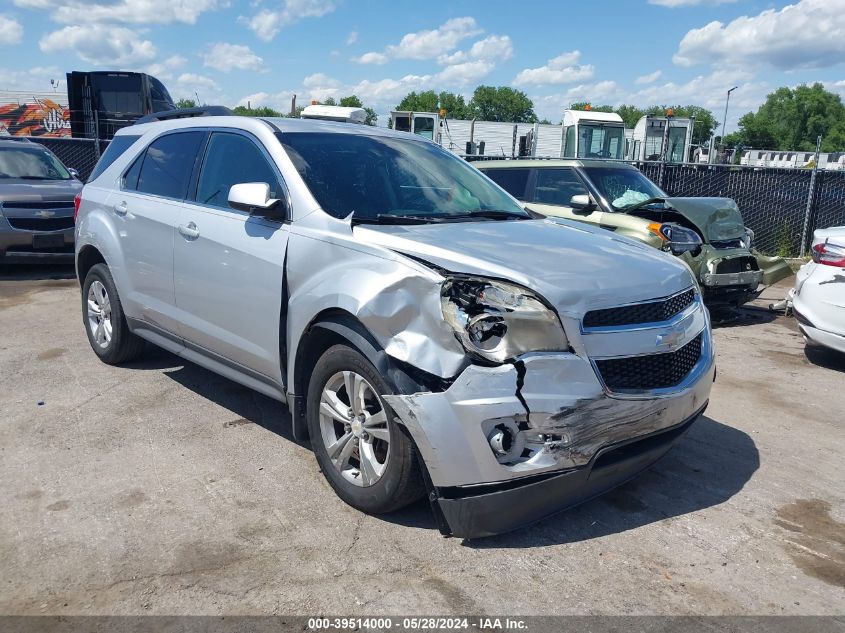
<box><xmin>389</xmin><ymin>109</ymin><xmax>627</xmax><ymax>160</ymax></box>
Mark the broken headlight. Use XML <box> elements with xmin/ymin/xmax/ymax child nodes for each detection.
<box><xmin>648</xmin><ymin>222</ymin><xmax>703</xmax><ymax>256</ymax></box>
<box><xmin>441</xmin><ymin>276</ymin><xmax>569</xmax><ymax>363</ymax></box>
<box><xmin>741</xmin><ymin>227</ymin><xmax>755</xmax><ymax>250</ymax></box>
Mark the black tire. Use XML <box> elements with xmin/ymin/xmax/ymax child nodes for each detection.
<box><xmin>81</xmin><ymin>263</ymin><xmax>145</xmax><ymax>365</ymax></box>
<box><xmin>307</xmin><ymin>344</ymin><xmax>425</xmax><ymax>514</ymax></box>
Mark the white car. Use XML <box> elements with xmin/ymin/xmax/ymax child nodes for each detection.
<box><xmin>792</xmin><ymin>227</ymin><xmax>845</xmax><ymax>354</ymax></box>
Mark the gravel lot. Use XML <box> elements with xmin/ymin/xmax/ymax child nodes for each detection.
<box><xmin>1</xmin><ymin>265</ymin><xmax>843</xmax><ymax>616</ymax></box>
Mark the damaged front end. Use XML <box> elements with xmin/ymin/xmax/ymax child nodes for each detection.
<box><xmin>383</xmin><ymin>276</ymin><xmax>714</xmax><ymax>539</ymax></box>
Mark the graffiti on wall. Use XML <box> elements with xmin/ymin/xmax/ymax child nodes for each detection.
<box><xmin>0</xmin><ymin>98</ymin><xmax>70</xmax><ymax>137</ymax></box>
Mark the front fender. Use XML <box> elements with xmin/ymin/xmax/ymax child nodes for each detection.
<box><xmin>755</xmin><ymin>252</ymin><xmax>793</xmax><ymax>286</ymax></box>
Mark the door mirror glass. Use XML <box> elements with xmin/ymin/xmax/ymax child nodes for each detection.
<box><xmin>570</xmin><ymin>193</ymin><xmax>596</xmax><ymax>214</ymax></box>
<box><xmin>228</xmin><ymin>182</ymin><xmax>284</xmax><ymax>218</ymax></box>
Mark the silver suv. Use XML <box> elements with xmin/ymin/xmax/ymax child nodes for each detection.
<box><xmin>0</xmin><ymin>138</ymin><xmax>82</xmax><ymax>263</ymax></box>
<box><xmin>75</xmin><ymin>112</ymin><xmax>715</xmax><ymax>538</ymax></box>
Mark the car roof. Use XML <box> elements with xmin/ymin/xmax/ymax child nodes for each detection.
<box><xmin>475</xmin><ymin>158</ymin><xmax>638</xmax><ymax>170</ymax></box>
<box><xmin>117</xmin><ymin>114</ymin><xmax>425</xmax><ymax>142</ymax></box>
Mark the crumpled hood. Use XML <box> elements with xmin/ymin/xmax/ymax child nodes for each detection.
<box><xmin>0</xmin><ymin>179</ymin><xmax>82</xmax><ymax>204</ymax></box>
<box><xmin>354</xmin><ymin>218</ymin><xmax>695</xmax><ymax>314</ymax></box>
<box><xmin>662</xmin><ymin>197</ymin><xmax>745</xmax><ymax>242</ymax></box>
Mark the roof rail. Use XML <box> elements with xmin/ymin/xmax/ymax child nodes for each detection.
<box><xmin>135</xmin><ymin>106</ymin><xmax>233</xmax><ymax>125</ymax></box>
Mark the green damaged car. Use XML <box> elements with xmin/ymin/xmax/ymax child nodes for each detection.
<box><xmin>478</xmin><ymin>159</ymin><xmax>792</xmax><ymax>308</ymax></box>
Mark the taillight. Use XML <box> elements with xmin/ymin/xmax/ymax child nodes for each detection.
<box><xmin>73</xmin><ymin>192</ymin><xmax>82</xmax><ymax>222</ymax></box>
<box><xmin>811</xmin><ymin>241</ymin><xmax>845</xmax><ymax>267</ymax></box>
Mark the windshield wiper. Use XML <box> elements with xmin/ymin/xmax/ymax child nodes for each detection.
<box><xmin>351</xmin><ymin>213</ymin><xmax>449</xmax><ymax>225</ymax></box>
<box><xmin>619</xmin><ymin>196</ymin><xmax>666</xmax><ymax>212</ymax></box>
<box><xmin>448</xmin><ymin>209</ymin><xmax>531</xmax><ymax>221</ymax></box>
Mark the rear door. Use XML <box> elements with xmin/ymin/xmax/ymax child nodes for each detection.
<box><xmin>173</xmin><ymin>130</ymin><xmax>290</xmax><ymax>382</ymax></box>
<box><xmin>114</xmin><ymin>130</ymin><xmax>206</xmax><ymax>335</ymax></box>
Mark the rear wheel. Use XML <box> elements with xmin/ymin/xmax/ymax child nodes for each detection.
<box><xmin>82</xmin><ymin>263</ymin><xmax>145</xmax><ymax>364</ymax></box>
<box><xmin>307</xmin><ymin>344</ymin><xmax>424</xmax><ymax>514</ymax></box>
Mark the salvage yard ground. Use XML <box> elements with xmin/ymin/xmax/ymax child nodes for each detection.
<box><xmin>0</xmin><ymin>266</ymin><xmax>843</xmax><ymax>615</ymax></box>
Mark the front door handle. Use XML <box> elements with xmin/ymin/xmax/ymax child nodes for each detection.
<box><xmin>178</xmin><ymin>222</ymin><xmax>200</xmax><ymax>239</ymax></box>
<box><xmin>113</xmin><ymin>201</ymin><xmax>127</xmax><ymax>216</ymax></box>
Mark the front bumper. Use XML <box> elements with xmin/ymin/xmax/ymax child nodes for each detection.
<box><xmin>0</xmin><ymin>222</ymin><xmax>74</xmax><ymax>263</ymax></box>
<box><xmin>436</xmin><ymin>405</ymin><xmax>705</xmax><ymax>539</ymax></box>
<box><xmin>384</xmin><ymin>310</ymin><xmax>715</xmax><ymax>538</ymax></box>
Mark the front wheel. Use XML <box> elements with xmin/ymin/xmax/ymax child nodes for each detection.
<box><xmin>306</xmin><ymin>344</ymin><xmax>425</xmax><ymax>514</ymax></box>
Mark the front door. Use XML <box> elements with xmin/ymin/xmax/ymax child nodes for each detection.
<box><xmin>528</xmin><ymin>167</ymin><xmax>604</xmax><ymax>228</ymax></box>
<box><xmin>173</xmin><ymin>130</ymin><xmax>290</xmax><ymax>383</ymax></box>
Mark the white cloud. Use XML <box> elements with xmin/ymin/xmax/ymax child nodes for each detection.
<box><xmin>513</xmin><ymin>51</ymin><xmax>594</xmax><ymax>87</ymax></box>
<box><xmin>635</xmin><ymin>70</ymin><xmax>662</xmax><ymax>85</ymax></box>
<box><xmin>39</xmin><ymin>25</ymin><xmax>157</xmax><ymax>67</ymax></box>
<box><xmin>144</xmin><ymin>55</ymin><xmax>187</xmax><ymax>81</ymax></box>
<box><xmin>237</xmin><ymin>91</ymin><xmax>270</xmax><ymax>107</ymax></box>
<box><xmin>353</xmin><ymin>51</ymin><xmax>388</xmax><ymax>65</ymax></box>
<box><xmin>240</xmin><ymin>0</ymin><xmax>336</xmax><ymax>42</ymax></box>
<box><xmin>14</xmin><ymin>0</ymin><xmax>223</xmax><ymax>25</ymax></box>
<box><xmin>173</xmin><ymin>72</ymin><xmax>219</xmax><ymax>97</ymax></box>
<box><xmin>0</xmin><ymin>15</ymin><xmax>23</xmax><ymax>45</ymax></box>
<box><xmin>346</xmin><ymin>30</ymin><xmax>358</xmax><ymax>45</ymax></box>
<box><xmin>356</xmin><ymin>16</ymin><xmax>481</xmax><ymax>65</ymax></box>
<box><xmin>674</xmin><ymin>0</ymin><xmax>845</xmax><ymax>69</ymax></box>
<box><xmin>0</xmin><ymin>66</ymin><xmax>63</xmax><ymax>92</ymax></box>
<box><xmin>436</xmin><ymin>60</ymin><xmax>495</xmax><ymax>86</ymax></box>
<box><xmin>203</xmin><ymin>43</ymin><xmax>263</xmax><ymax>73</ymax></box>
<box><xmin>649</xmin><ymin>0</ymin><xmax>736</xmax><ymax>6</ymax></box>
<box><xmin>438</xmin><ymin>34</ymin><xmax>513</xmax><ymax>65</ymax></box>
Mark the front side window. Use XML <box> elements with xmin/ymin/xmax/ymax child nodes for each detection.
<box><xmin>483</xmin><ymin>168</ymin><xmax>530</xmax><ymax>200</ymax></box>
<box><xmin>135</xmin><ymin>131</ymin><xmax>205</xmax><ymax>199</ymax></box>
<box><xmin>279</xmin><ymin>132</ymin><xmax>528</xmax><ymax>222</ymax></box>
<box><xmin>0</xmin><ymin>145</ymin><xmax>71</xmax><ymax>180</ymax></box>
<box><xmin>581</xmin><ymin>166</ymin><xmax>665</xmax><ymax>210</ymax></box>
<box><xmin>532</xmin><ymin>168</ymin><xmax>588</xmax><ymax>206</ymax></box>
<box><xmin>195</xmin><ymin>132</ymin><xmax>283</xmax><ymax>209</ymax></box>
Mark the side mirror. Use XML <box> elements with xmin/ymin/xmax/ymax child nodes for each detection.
<box><xmin>570</xmin><ymin>193</ymin><xmax>596</xmax><ymax>215</ymax></box>
<box><xmin>68</xmin><ymin>168</ymin><xmax>79</xmax><ymax>179</ymax></box>
<box><xmin>228</xmin><ymin>182</ymin><xmax>285</xmax><ymax>220</ymax></box>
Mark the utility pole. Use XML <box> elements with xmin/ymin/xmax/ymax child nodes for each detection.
<box><xmin>721</xmin><ymin>86</ymin><xmax>737</xmax><ymax>163</ymax></box>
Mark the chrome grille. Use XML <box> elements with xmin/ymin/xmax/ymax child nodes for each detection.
<box><xmin>595</xmin><ymin>333</ymin><xmax>703</xmax><ymax>392</ymax></box>
<box><xmin>583</xmin><ymin>288</ymin><xmax>696</xmax><ymax>329</ymax></box>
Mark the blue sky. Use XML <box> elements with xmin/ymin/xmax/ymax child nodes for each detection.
<box><xmin>1</xmin><ymin>0</ymin><xmax>844</xmax><ymax>131</ymax></box>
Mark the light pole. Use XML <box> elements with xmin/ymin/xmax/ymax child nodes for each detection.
<box><xmin>721</xmin><ymin>86</ymin><xmax>738</xmax><ymax>161</ymax></box>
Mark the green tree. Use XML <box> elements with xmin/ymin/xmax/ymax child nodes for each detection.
<box><xmin>614</xmin><ymin>104</ymin><xmax>646</xmax><ymax>129</ymax></box>
<box><xmin>175</xmin><ymin>98</ymin><xmax>196</xmax><ymax>109</ymax></box>
<box><xmin>731</xmin><ymin>83</ymin><xmax>845</xmax><ymax>151</ymax></box>
<box><xmin>232</xmin><ymin>105</ymin><xmax>283</xmax><ymax>117</ymax></box>
<box><xmin>395</xmin><ymin>90</ymin><xmax>470</xmax><ymax>119</ymax></box>
<box><xmin>469</xmin><ymin>86</ymin><xmax>537</xmax><ymax>123</ymax></box>
<box><xmin>569</xmin><ymin>102</ymin><xmax>614</xmax><ymax>113</ymax></box>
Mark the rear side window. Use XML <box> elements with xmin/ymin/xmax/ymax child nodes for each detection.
<box><xmin>483</xmin><ymin>168</ymin><xmax>530</xmax><ymax>200</ymax></box>
<box><xmin>135</xmin><ymin>131</ymin><xmax>205</xmax><ymax>199</ymax></box>
<box><xmin>532</xmin><ymin>168</ymin><xmax>589</xmax><ymax>206</ymax></box>
<box><xmin>88</xmin><ymin>134</ymin><xmax>140</xmax><ymax>182</ymax></box>
<box><xmin>194</xmin><ymin>132</ymin><xmax>283</xmax><ymax>209</ymax></box>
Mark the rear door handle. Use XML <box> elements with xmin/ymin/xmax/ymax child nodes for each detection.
<box><xmin>178</xmin><ymin>222</ymin><xmax>200</xmax><ymax>239</ymax></box>
<box><xmin>113</xmin><ymin>201</ymin><xmax>127</xmax><ymax>216</ymax></box>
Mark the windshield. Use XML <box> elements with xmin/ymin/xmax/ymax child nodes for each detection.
<box><xmin>582</xmin><ymin>166</ymin><xmax>665</xmax><ymax>210</ymax></box>
<box><xmin>578</xmin><ymin>124</ymin><xmax>625</xmax><ymax>159</ymax></box>
<box><xmin>0</xmin><ymin>146</ymin><xmax>71</xmax><ymax>180</ymax></box>
<box><xmin>278</xmin><ymin>132</ymin><xmax>529</xmax><ymax>222</ymax></box>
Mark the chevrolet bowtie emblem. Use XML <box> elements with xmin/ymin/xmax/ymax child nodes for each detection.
<box><xmin>656</xmin><ymin>328</ymin><xmax>684</xmax><ymax>349</ymax></box>
<box><xmin>36</xmin><ymin>210</ymin><xmax>56</xmax><ymax>219</ymax></box>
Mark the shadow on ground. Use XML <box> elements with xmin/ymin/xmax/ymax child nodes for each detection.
<box><xmin>805</xmin><ymin>344</ymin><xmax>845</xmax><ymax>373</ymax></box>
<box><xmin>0</xmin><ymin>263</ymin><xmax>76</xmax><ymax>281</ymax></box>
<box><xmin>710</xmin><ymin>305</ymin><xmax>780</xmax><ymax>328</ymax></box>
<box><xmin>131</xmin><ymin>346</ymin><xmax>760</xmax><ymax>547</ymax></box>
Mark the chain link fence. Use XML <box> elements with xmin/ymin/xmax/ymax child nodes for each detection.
<box><xmin>28</xmin><ymin>137</ymin><xmax>107</xmax><ymax>182</ymax></box>
<box><xmin>629</xmin><ymin>162</ymin><xmax>844</xmax><ymax>257</ymax></box>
